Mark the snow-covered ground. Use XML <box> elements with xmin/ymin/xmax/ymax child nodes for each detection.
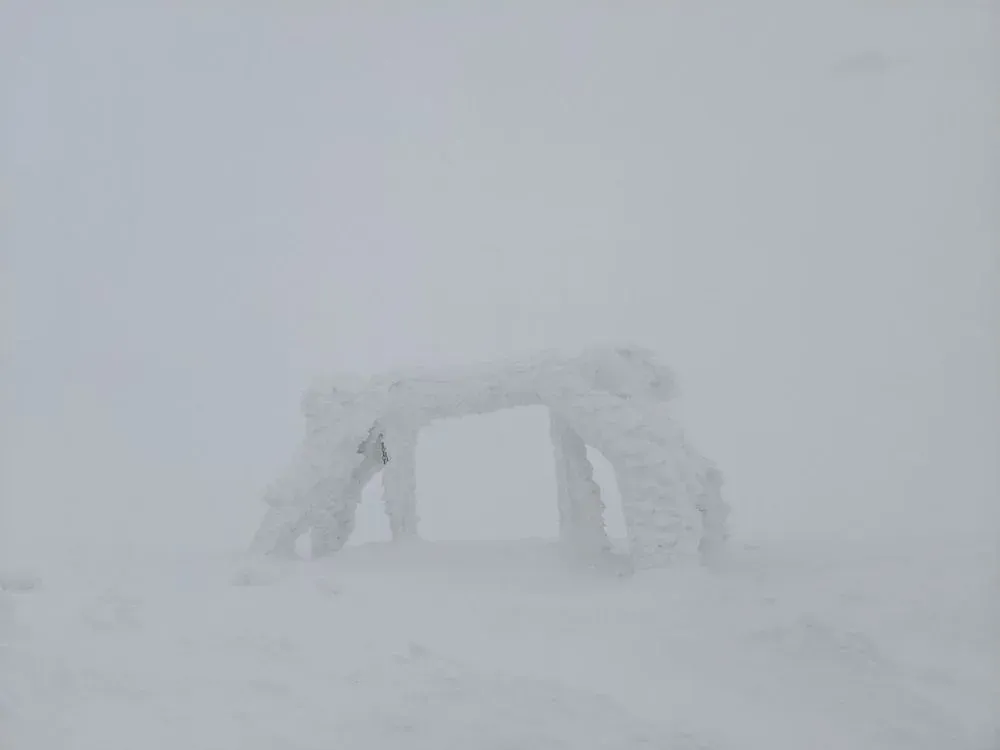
<box><xmin>3</xmin><ymin>536</ymin><xmax>995</xmax><ymax>749</ymax></box>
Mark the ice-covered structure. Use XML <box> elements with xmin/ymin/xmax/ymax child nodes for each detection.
<box><xmin>249</xmin><ymin>346</ymin><xmax>728</xmax><ymax>569</ymax></box>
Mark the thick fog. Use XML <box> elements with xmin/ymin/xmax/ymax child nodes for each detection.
<box><xmin>2</xmin><ymin>3</ymin><xmax>997</xmax><ymax>567</ymax></box>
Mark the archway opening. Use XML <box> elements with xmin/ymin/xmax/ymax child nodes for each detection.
<box><xmin>414</xmin><ymin>406</ymin><xmax>560</xmax><ymax>541</ymax></box>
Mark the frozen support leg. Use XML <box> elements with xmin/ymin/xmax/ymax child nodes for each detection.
<box><xmin>309</xmin><ymin>444</ymin><xmax>386</xmax><ymax>558</ymax></box>
<box><xmin>249</xmin><ymin>504</ymin><xmax>306</xmax><ymax>557</ymax></box>
<box><xmin>694</xmin><ymin>464</ymin><xmax>728</xmax><ymax>562</ymax></box>
<box><xmin>555</xmin><ymin>392</ymin><xmax>705</xmax><ymax>569</ymax></box>
<box><xmin>550</xmin><ymin>412</ymin><xmax>610</xmax><ymax>556</ymax></box>
<box><xmin>381</xmin><ymin>428</ymin><xmax>419</xmax><ymax>540</ymax></box>
<box><xmin>309</xmin><ymin>503</ymin><xmax>358</xmax><ymax>558</ymax></box>
<box><xmin>614</xmin><ymin>448</ymin><xmax>704</xmax><ymax>569</ymax></box>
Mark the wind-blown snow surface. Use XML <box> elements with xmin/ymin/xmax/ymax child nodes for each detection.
<box><xmin>3</xmin><ymin>538</ymin><xmax>996</xmax><ymax>749</ymax></box>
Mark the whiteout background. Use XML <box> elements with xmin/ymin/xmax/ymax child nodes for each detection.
<box><xmin>1</xmin><ymin>3</ymin><xmax>998</xmax><ymax>749</ymax></box>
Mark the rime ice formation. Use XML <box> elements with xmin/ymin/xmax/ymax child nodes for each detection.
<box><xmin>250</xmin><ymin>346</ymin><xmax>729</xmax><ymax>569</ymax></box>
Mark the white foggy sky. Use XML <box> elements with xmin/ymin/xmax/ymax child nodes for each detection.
<box><xmin>2</xmin><ymin>3</ymin><xmax>998</xmax><ymax>564</ymax></box>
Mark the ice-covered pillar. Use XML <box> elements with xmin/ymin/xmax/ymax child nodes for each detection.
<box><xmin>552</xmin><ymin>390</ymin><xmax>707</xmax><ymax>569</ymax></box>
<box><xmin>550</xmin><ymin>411</ymin><xmax>610</xmax><ymax>555</ymax></box>
<box><xmin>309</xmin><ymin>503</ymin><xmax>358</xmax><ymax>558</ymax></box>
<box><xmin>310</xmin><ymin>426</ymin><xmax>386</xmax><ymax>557</ymax></box>
<box><xmin>381</xmin><ymin>426</ymin><xmax>419</xmax><ymax>539</ymax></box>
<box><xmin>694</xmin><ymin>463</ymin><xmax>728</xmax><ymax>560</ymax></box>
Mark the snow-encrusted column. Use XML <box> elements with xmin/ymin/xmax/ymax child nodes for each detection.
<box><xmin>612</xmin><ymin>409</ymin><xmax>705</xmax><ymax>569</ymax></box>
<box><xmin>250</xmin><ymin>505</ymin><xmax>304</xmax><ymax>557</ymax></box>
<box><xmin>310</xmin><ymin>427</ymin><xmax>386</xmax><ymax>557</ymax></box>
<box><xmin>553</xmin><ymin>389</ymin><xmax>706</xmax><ymax>569</ymax></box>
<box><xmin>250</xmin><ymin>425</ymin><xmax>361</xmax><ymax>558</ymax></box>
<box><xmin>309</xmin><ymin>503</ymin><xmax>357</xmax><ymax>558</ymax></box>
<box><xmin>692</xmin><ymin>461</ymin><xmax>728</xmax><ymax>560</ymax></box>
<box><xmin>381</xmin><ymin>426</ymin><xmax>419</xmax><ymax>539</ymax></box>
<box><xmin>550</xmin><ymin>411</ymin><xmax>610</xmax><ymax>555</ymax></box>
<box><xmin>249</xmin><ymin>387</ymin><xmax>388</xmax><ymax>559</ymax></box>
<box><xmin>252</xmin><ymin>462</ymin><xmax>363</xmax><ymax>559</ymax></box>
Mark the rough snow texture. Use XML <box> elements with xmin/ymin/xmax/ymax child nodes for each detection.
<box><xmin>250</xmin><ymin>346</ymin><xmax>729</xmax><ymax>568</ymax></box>
<box><xmin>5</xmin><ymin>538</ymin><xmax>995</xmax><ymax>750</ymax></box>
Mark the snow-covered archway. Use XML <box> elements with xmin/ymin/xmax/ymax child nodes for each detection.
<box><xmin>249</xmin><ymin>346</ymin><xmax>728</xmax><ymax>569</ymax></box>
